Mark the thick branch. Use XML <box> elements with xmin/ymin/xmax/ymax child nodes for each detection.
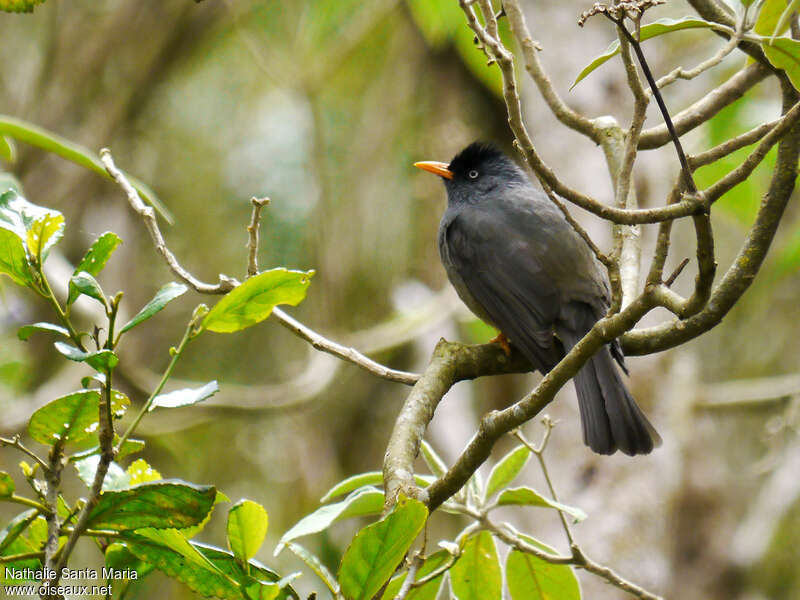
<box><xmin>383</xmin><ymin>339</ymin><xmax>530</xmax><ymax>506</ymax></box>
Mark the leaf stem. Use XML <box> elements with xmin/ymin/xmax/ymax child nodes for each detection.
<box><xmin>115</xmin><ymin>320</ymin><xmax>194</xmax><ymax>452</ymax></box>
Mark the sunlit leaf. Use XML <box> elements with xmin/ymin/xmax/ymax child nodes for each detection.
<box><xmin>755</xmin><ymin>0</ymin><xmax>794</xmax><ymax>36</ymax></box>
<box><xmin>763</xmin><ymin>38</ymin><xmax>800</xmax><ymax>91</ymax></box>
<box><xmin>53</xmin><ymin>342</ymin><xmax>119</xmax><ymax>372</ymax></box>
<box><xmin>17</xmin><ymin>322</ymin><xmax>69</xmax><ymax>341</ymax></box>
<box><xmin>105</xmin><ymin>543</ymin><xmax>155</xmax><ymax>581</ymax></box>
<box><xmin>227</xmin><ymin>499</ymin><xmax>269</xmax><ymax>563</ymax></box>
<box><xmin>0</xmin><ymin>228</ymin><xmax>34</xmax><ymax>287</ymax></box>
<box><xmin>149</xmin><ymin>381</ymin><xmax>219</xmax><ymax>411</ymax></box>
<box><xmin>26</xmin><ymin>213</ymin><xmax>64</xmax><ymax>261</ymax></box>
<box><xmin>127</xmin><ymin>459</ymin><xmax>163</xmax><ymax>485</ymax></box>
<box><xmin>202</xmin><ymin>268</ymin><xmax>313</xmax><ymax>334</ymax></box>
<box><xmin>119</xmin><ymin>281</ymin><xmax>188</xmax><ymax>333</ymax></box>
<box><xmin>449</xmin><ymin>530</ymin><xmax>501</xmax><ymax>600</ymax></box>
<box><xmin>572</xmin><ymin>17</ymin><xmax>718</xmax><ymax>88</ymax></box>
<box><xmin>0</xmin><ymin>0</ymin><xmax>47</xmax><ymax>13</ymax></box>
<box><xmin>0</xmin><ymin>136</ymin><xmax>16</xmax><ymax>162</ymax></box>
<box><xmin>0</xmin><ymin>472</ymin><xmax>14</xmax><ymax>497</ymax></box>
<box><xmin>73</xmin><ymin>456</ymin><xmax>130</xmax><ymax>491</ymax></box>
<box><xmin>339</xmin><ymin>496</ymin><xmax>428</xmax><ymax>600</ymax></box>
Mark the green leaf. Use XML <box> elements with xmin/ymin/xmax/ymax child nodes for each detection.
<box><xmin>149</xmin><ymin>381</ymin><xmax>219</xmax><ymax>411</ymax></box>
<box><xmin>286</xmin><ymin>542</ymin><xmax>341</xmax><ymax>597</ymax></box>
<box><xmin>28</xmin><ymin>390</ymin><xmax>103</xmax><ymax>447</ymax></box>
<box><xmin>202</xmin><ymin>268</ymin><xmax>313</xmax><ymax>334</ymax></box>
<box><xmin>0</xmin><ymin>471</ymin><xmax>14</xmax><ymax>497</ymax></box>
<box><xmin>73</xmin><ymin>456</ymin><xmax>130</xmax><ymax>491</ymax></box>
<box><xmin>449</xmin><ymin>530</ymin><xmax>501</xmax><ymax>600</ymax></box>
<box><xmin>0</xmin><ymin>0</ymin><xmax>47</xmax><ymax>13</ymax></box>
<box><xmin>0</xmin><ymin>510</ymin><xmax>42</xmax><ymax>583</ymax></box>
<box><xmin>26</xmin><ymin>212</ymin><xmax>64</xmax><ymax>262</ymax></box>
<box><xmin>17</xmin><ymin>322</ymin><xmax>69</xmax><ymax>341</ymax></box>
<box><xmin>320</xmin><ymin>471</ymin><xmax>434</xmax><ymax>503</ymax></box>
<box><xmin>495</xmin><ymin>487</ymin><xmax>587</xmax><ymax>522</ymax></box>
<box><xmin>119</xmin><ymin>281</ymin><xmax>189</xmax><ymax>334</ymax></box>
<box><xmin>763</xmin><ymin>38</ymin><xmax>800</xmax><ymax>91</ymax></box>
<box><xmin>380</xmin><ymin>549</ymin><xmax>450</xmax><ymax>600</ymax></box>
<box><xmin>122</xmin><ymin>537</ymin><xmax>298</xmax><ymax>600</ymax></box>
<box><xmin>227</xmin><ymin>500</ymin><xmax>269</xmax><ymax>563</ymax></box>
<box><xmin>572</xmin><ymin>17</ymin><xmax>718</xmax><ymax>88</ymax></box>
<box><xmin>133</xmin><ymin>527</ymin><xmax>223</xmax><ymax>574</ymax></box>
<box><xmin>420</xmin><ymin>439</ymin><xmax>448</xmax><ymax>478</ymax></box>
<box><xmin>339</xmin><ymin>496</ymin><xmax>428</xmax><ymax>600</ymax></box>
<box><xmin>87</xmin><ymin>480</ymin><xmax>217</xmax><ymax>531</ymax></box>
<box><xmin>126</xmin><ymin>458</ymin><xmax>163</xmax><ymax>485</ymax></box>
<box><xmin>53</xmin><ymin>342</ymin><xmax>120</xmax><ymax>371</ymax></box>
<box><xmin>105</xmin><ymin>542</ymin><xmax>155</xmax><ymax>580</ymax></box>
<box><xmin>506</xmin><ymin>535</ymin><xmax>581</xmax><ymax>600</ymax></box>
<box><xmin>69</xmin><ymin>271</ymin><xmax>106</xmax><ymax>306</ymax></box>
<box><xmin>755</xmin><ymin>0</ymin><xmax>794</xmax><ymax>36</ymax></box>
<box><xmin>0</xmin><ymin>136</ymin><xmax>16</xmax><ymax>162</ymax></box>
<box><xmin>770</xmin><ymin>0</ymin><xmax>800</xmax><ymax>41</ymax></box>
<box><xmin>276</xmin><ymin>487</ymin><xmax>384</xmax><ymax>554</ymax></box>
<box><xmin>67</xmin><ymin>232</ymin><xmax>122</xmax><ymax>305</ymax></box>
<box><xmin>485</xmin><ymin>445</ymin><xmax>531</xmax><ymax>500</ymax></box>
<box><xmin>0</xmin><ymin>227</ymin><xmax>34</xmax><ymax>287</ymax></box>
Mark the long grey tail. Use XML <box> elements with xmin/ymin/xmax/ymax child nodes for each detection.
<box><xmin>572</xmin><ymin>346</ymin><xmax>660</xmax><ymax>455</ymax></box>
<box><xmin>556</xmin><ymin>302</ymin><xmax>661</xmax><ymax>456</ymax></box>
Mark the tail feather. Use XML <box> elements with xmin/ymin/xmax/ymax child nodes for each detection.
<box><xmin>577</xmin><ymin>348</ymin><xmax>660</xmax><ymax>456</ymax></box>
<box><xmin>557</xmin><ymin>302</ymin><xmax>660</xmax><ymax>456</ymax></box>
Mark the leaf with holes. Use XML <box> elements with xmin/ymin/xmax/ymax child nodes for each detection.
<box><xmin>28</xmin><ymin>390</ymin><xmax>104</xmax><ymax>447</ymax></box>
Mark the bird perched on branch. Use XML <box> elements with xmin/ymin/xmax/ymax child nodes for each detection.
<box><xmin>415</xmin><ymin>142</ymin><xmax>660</xmax><ymax>456</ymax></box>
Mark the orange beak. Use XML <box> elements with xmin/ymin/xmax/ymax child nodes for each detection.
<box><xmin>414</xmin><ymin>161</ymin><xmax>453</xmax><ymax>180</ymax></box>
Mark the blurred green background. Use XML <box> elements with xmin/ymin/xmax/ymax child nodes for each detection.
<box><xmin>1</xmin><ymin>1</ymin><xmax>799</xmax><ymax>598</ymax></box>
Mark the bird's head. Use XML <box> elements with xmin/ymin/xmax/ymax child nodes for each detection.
<box><xmin>414</xmin><ymin>142</ymin><xmax>527</xmax><ymax>204</ymax></box>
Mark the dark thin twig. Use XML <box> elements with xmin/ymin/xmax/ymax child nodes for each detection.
<box><xmin>664</xmin><ymin>258</ymin><xmax>690</xmax><ymax>287</ymax></box>
<box><xmin>612</xmin><ymin>18</ymin><xmax>698</xmax><ymax>194</ymax></box>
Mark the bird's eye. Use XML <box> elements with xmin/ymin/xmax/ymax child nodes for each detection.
<box><xmin>468</xmin><ymin>170</ymin><xmax>479</xmax><ymax>179</ymax></box>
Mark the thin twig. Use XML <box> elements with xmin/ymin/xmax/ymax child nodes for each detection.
<box><xmin>0</xmin><ymin>435</ymin><xmax>50</xmax><ymax>472</ymax></box>
<box><xmin>689</xmin><ymin>118</ymin><xmax>782</xmax><ymax>168</ymax></box>
<box><xmin>664</xmin><ymin>258</ymin><xmax>690</xmax><ymax>287</ymax></box>
<box><xmin>393</xmin><ymin>552</ymin><xmax>422</xmax><ymax>600</ymax></box>
<box><xmin>246</xmin><ymin>196</ymin><xmax>270</xmax><ymax>278</ymax></box>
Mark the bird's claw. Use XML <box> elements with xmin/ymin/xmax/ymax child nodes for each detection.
<box><xmin>490</xmin><ymin>332</ymin><xmax>512</xmax><ymax>356</ymax></box>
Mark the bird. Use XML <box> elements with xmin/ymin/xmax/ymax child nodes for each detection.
<box><xmin>414</xmin><ymin>142</ymin><xmax>660</xmax><ymax>456</ymax></box>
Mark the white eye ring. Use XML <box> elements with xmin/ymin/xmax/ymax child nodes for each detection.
<box><xmin>468</xmin><ymin>170</ymin><xmax>479</xmax><ymax>179</ymax></box>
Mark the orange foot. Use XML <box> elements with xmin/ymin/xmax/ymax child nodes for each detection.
<box><xmin>490</xmin><ymin>332</ymin><xmax>512</xmax><ymax>356</ymax></box>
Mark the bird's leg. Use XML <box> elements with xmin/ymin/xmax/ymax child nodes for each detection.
<box><xmin>490</xmin><ymin>331</ymin><xmax>512</xmax><ymax>356</ymax></box>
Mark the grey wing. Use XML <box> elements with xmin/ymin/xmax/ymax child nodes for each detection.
<box><xmin>442</xmin><ymin>212</ymin><xmax>563</xmax><ymax>373</ymax></box>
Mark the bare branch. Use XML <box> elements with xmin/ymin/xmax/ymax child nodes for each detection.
<box><xmin>101</xmin><ymin>149</ymin><xmax>420</xmax><ymax>386</ymax></box>
<box><xmin>689</xmin><ymin>118</ymin><xmax>782</xmax><ymax>169</ymax></box>
<box><xmin>246</xmin><ymin>196</ymin><xmax>269</xmax><ymax>278</ymax></box>
<box><xmin>638</xmin><ymin>63</ymin><xmax>771</xmax><ymax>150</ymax></box>
<box><xmin>502</xmin><ymin>0</ymin><xmax>602</xmax><ymax>142</ymax></box>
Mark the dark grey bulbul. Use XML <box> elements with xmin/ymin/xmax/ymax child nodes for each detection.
<box><xmin>415</xmin><ymin>142</ymin><xmax>660</xmax><ymax>456</ymax></box>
